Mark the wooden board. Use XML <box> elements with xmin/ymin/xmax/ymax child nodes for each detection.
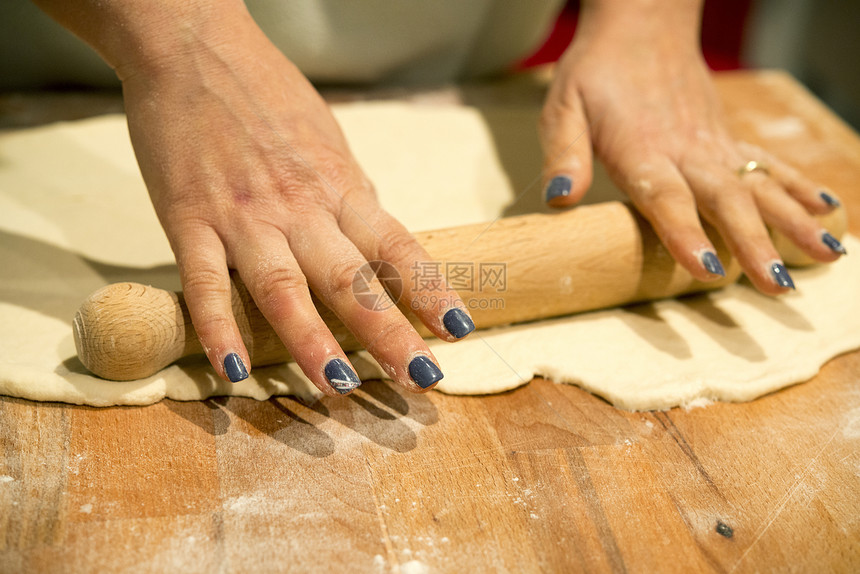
<box><xmin>1</xmin><ymin>71</ymin><xmax>859</xmax><ymax>573</ymax></box>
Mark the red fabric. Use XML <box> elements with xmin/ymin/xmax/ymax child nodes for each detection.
<box><xmin>701</xmin><ymin>0</ymin><xmax>753</xmax><ymax>70</ymax></box>
<box><xmin>519</xmin><ymin>2</ymin><xmax>579</xmax><ymax>69</ymax></box>
<box><xmin>518</xmin><ymin>0</ymin><xmax>752</xmax><ymax>71</ymax></box>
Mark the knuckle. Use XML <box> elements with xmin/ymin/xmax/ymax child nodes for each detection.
<box><xmin>314</xmin><ymin>151</ymin><xmax>354</xmax><ymax>184</ymax></box>
<box><xmin>326</xmin><ymin>258</ymin><xmax>362</xmax><ymax>298</ymax></box>
<box><xmin>696</xmin><ymin>190</ymin><xmax>721</xmax><ymax>216</ymax></box>
<box><xmin>166</xmin><ymin>207</ymin><xmax>218</xmax><ymax>231</ymax></box>
<box><xmin>749</xmin><ymin>178</ymin><xmax>781</xmax><ymax>198</ymax></box>
<box><xmin>284</xmin><ymin>324</ymin><xmax>332</xmax><ymax>362</ymax></box>
<box><xmin>273</xmin><ymin>170</ymin><xmax>320</xmax><ymax>209</ymax></box>
<box><xmin>378</xmin><ymin>226</ymin><xmax>421</xmax><ymax>268</ymax></box>
<box><xmin>791</xmin><ymin>213</ymin><xmax>821</xmax><ymax>236</ymax></box>
<box><xmin>632</xmin><ymin>186</ymin><xmax>681</xmax><ymax>219</ymax></box>
<box><xmin>620</xmin><ymin>163</ymin><xmax>662</xmax><ymax>202</ymax></box>
<box><xmin>538</xmin><ymin>106</ymin><xmax>558</xmax><ymax>137</ymax></box>
<box><xmin>538</xmin><ymin>99</ymin><xmax>574</xmax><ymax>139</ymax></box>
<box><xmin>545</xmin><ymin>87</ymin><xmax>579</xmax><ymax>116</ymax></box>
<box><xmin>341</xmin><ymin>176</ymin><xmax>378</xmax><ymax>208</ymax></box>
<box><xmin>311</xmin><ymin>153</ymin><xmax>367</xmax><ymax>203</ymax></box>
<box><xmin>702</xmin><ymin>186</ymin><xmax>746</xmax><ymax>213</ymax></box>
<box><xmin>255</xmin><ymin>265</ymin><xmax>309</xmax><ymax>310</ymax></box>
<box><xmin>193</xmin><ymin>314</ymin><xmax>233</xmax><ymax>340</ymax></box>
<box><xmin>633</xmin><ymin>182</ymin><xmax>661</xmax><ymax>206</ymax></box>
<box><xmin>662</xmin><ymin>225</ymin><xmax>703</xmax><ymax>252</ymax></box>
<box><xmin>365</xmin><ymin>318</ymin><xmax>418</xmax><ymax>356</ymax></box>
<box><xmin>182</xmin><ymin>266</ymin><xmax>228</xmax><ymax>296</ymax></box>
<box><xmin>539</xmin><ymin>87</ymin><xmax>575</xmax><ymax>124</ymax></box>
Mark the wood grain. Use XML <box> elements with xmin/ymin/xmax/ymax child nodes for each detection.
<box><xmin>1</xmin><ymin>71</ymin><xmax>860</xmax><ymax>573</ymax></box>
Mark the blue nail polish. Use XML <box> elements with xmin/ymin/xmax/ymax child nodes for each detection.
<box><xmin>408</xmin><ymin>356</ymin><xmax>444</xmax><ymax>389</ymax></box>
<box><xmin>443</xmin><ymin>308</ymin><xmax>475</xmax><ymax>339</ymax></box>
<box><xmin>324</xmin><ymin>358</ymin><xmax>361</xmax><ymax>394</ymax></box>
<box><xmin>819</xmin><ymin>191</ymin><xmax>841</xmax><ymax>208</ymax></box>
<box><xmin>544</xmin><ymin>175</ymin><xmax>572</xmax><ymax>202</ymax></box>
<box><xmin>822</xmin><ymin>232</ymin><xmax>847</xmax><ymax>255</ymax></box>
<box><xmin>701</xmin><ymin>251</ymin><xmax>726</xmax><ymax>277</ymax></box>
<box><xmin>223</xmin><ymin>353</ymin><xmax>249</xmax><ymax>382</ymax></box>
<box><xmin>770</xmin><ymin>262</ymin><xmax>795</xmax><ymax>290</ymax></box>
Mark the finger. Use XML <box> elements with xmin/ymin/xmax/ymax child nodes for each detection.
<box><xmin>539</xmin><ymin>82</ymin><xmax>593</xmax><ymax>207</ymax></box>
<box><xmin>615</xmin><ymin>154</ymin><xmax>727</xmax><ymax>281</ymax></box>
<box><xmin>288</xmin><ymin>215</ymin><xmax>444</xmax><ymax>393</ymax></box>
<box><xmin>171</xmin><ymin>224</ymin><xmax>250</xmax><ymax>383</ymax></box>
<box><xmin>228</xmin><ymin>226</ymin><xmax>362</xmax><ymax>397</ymax></box>
<box><xmin>736</xmin><ymin>141</ymin><xmax>842</xmax><ymax>214</ymax></box>
<box><xmin>340</xmin><ymin>207</ymin><xmax>475</xmax><ymax>342</ymax></box>
<box><xmin>750</xmin><ymin>176</ymin><xmax>846</xmax><ymax>262</ymax></box>
<box><xmin>685</xmin><ymin>168</ymin><xmax>794</xmax><ymax>295</ymax></box>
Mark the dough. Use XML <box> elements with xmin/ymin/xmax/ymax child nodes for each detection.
<box><xmin>1</xmin><ymin>105</ymin><xmax>859</xmax><ymax>410</ymax></box>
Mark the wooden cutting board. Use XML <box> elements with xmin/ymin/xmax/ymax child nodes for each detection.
<box><xmin>1</xmin><ymin>71</ymin><xmax>859</xmax><ymax>573</ymax></box>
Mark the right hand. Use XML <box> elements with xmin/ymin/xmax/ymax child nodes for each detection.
<box><xmin>538</xmin><ymin>0</ymin><xmax>845</xmax><ymax>295</ymax></box>
<box><xmin>118</xmin><ymin>10</ymin><xmax>474</xmax><ymax>395</ymax></box>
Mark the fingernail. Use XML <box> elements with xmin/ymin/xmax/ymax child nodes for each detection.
<box><xmin>223</xmin><ymin>353</ymin><xmax>249</xmax><ymax>382</ymax></box>
<box><xmin>324</xmin><ymin>358</ymin><xmax>361</xmax><ymax>394</ymax></box>
<box><xmin>822</xmin><ymin>231</ymin><xmax>847</xmax><ymax>255</ymax></box>
<box><xmin>408</xmin><ymin>355</ymin><xmax>444</xmax><ymax>389</ymax></box>
<box><xmin>770</xmin><ymin>262</ymin><xmax>795</xmax><ymax>290</ymax></box>
<box><xmin>544</xmin><ymin>175</ymin><xmax>572</xmax><ymax>203</ymax></box>
<box><xmin>819</xmin><ymin>190</ymin><xmax>841</xmax><ymax>208</ymax></box>
<box><xmin>443</xmin><ymin>308</ymin><xmax>475</xmax><ymax>339</ymax></box>
<box><xmin>700</xmin><ymin>251</ymin><xmax>726</xmax><ymax>277</ymax></box>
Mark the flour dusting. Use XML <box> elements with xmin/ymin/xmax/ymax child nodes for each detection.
<box><xmin>683</xmin><ymin>397</ymin><xmax>714</xmax><ymax>411</ymax></box>
<box><xmin>842</xmin><ymin>407</ymin><xmax>860</xmax><ymax>439</ymax></box>
<box><xmin>401</xmin><ymin>560</ymin><xmax>430</xmax><ymax>574</ymax></box>
<box><xmin>756</xmin><ymin>116</ymin><xmax>807</xmax><ymax>139</ymax></box>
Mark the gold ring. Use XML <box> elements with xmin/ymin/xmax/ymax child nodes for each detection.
<box><xmin>737</xmin><ymin>160</ymin><xmax>770</xmax><ymax>177</ymax></box>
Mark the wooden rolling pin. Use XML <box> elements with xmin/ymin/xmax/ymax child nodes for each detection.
<box><xmin>74</xmin><ymin>200</ymin><xmax>845</xmax><ymax>381</ymax></box>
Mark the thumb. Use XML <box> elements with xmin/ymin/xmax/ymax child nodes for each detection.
<box><xmin>538</xmin><ymin>84</ymin><xmax>593</xmax><ymax>207</ymax></box>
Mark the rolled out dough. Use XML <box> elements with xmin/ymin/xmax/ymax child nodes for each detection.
<box><xmin>1</xmin><ymin>103</ymin><xmax>858</xmax><ymax>410</ymax></box>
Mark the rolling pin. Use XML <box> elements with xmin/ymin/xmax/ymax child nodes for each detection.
<box><xmin>74</xmin><ymin>200</ymin><xmax>846</xmax><ymax>381</ymax></box>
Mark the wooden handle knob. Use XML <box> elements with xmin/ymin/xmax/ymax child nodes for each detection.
<box><xmin>77</xmin><ymin>200</ymin><xmax>831</xmax><ymax>381</ymax></box>
<box><xmin>770</xmin><ymin>202</ymin><xmax>848</xmax><ymax>267</ymax></box>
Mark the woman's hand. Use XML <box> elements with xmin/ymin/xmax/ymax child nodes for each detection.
<box><xmin>539</xmin><ymin>0</ymin><xmax>845</xmax><ymax>294</ymax></box>
<box><xmin>114</xmin><ymin>4</ymin><xmax>473</xmax><ymax>394</ymax></box>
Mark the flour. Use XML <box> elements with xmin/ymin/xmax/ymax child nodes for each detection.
<box><xmin>755</xmin><ymin>116</ymin><xmax>807</xmax><ymax>139</ymax></box>
<box><xmin>401</xmin><ymin>560</ymin><xmax>431</xmax><ymax>574</ymax></box>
